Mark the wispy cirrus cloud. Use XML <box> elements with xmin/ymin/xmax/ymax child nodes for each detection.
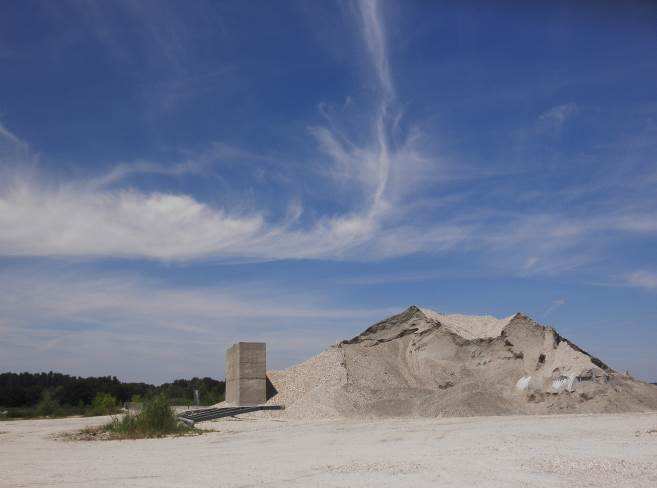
<box><xmin>43</xmin><ymin>0</ymin><xmax>230</xmax><ymax>114</ymax></box>
<box><xmin>87</xmin><ymin>159</ymin><xmax>209</xmax><ymax>188</ymax></box>
<box><xmin>356</xmin><ymin>0</ymin><xmax>393</xmax><ymax>98</ymax></box>
<box><xmin>0</xmin><ymin>0</ymin><xmax>454</xmax><ymax>263</ymax></box>
<box><xmin>543</xmin><ymin>298</ymin><xmax>567</xmax><ymax>318</ymax></box>
<box><xmin>0</xmin><ymin>121</ymin><xmax>29</xmax><ymax>163</ymax></box>
<box><xmin>0</xmin><ymin>122</ymin><xmax>23</xmax><ymax>146</ymax></box>
<box><xmin>1</xmin><ymin>0</ymin><xmax>656</xmax><ymax>276</ymax></box>
<box><xmin>626</xmin><ymin>270</ymin><xmax>657</xmax><ymax>291</ymax></box>
<box><xmin>538</xmin><ymin>102</ymin><xmax>578</xmax><ymax>128</ymax></box>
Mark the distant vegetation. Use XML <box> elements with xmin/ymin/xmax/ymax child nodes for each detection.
<box><xmin>0</xmin><ymin>371</ymin><xmax>225</xmax><ymax>420</ymax></box>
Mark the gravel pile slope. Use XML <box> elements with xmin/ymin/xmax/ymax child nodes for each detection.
<box><xmin>265</xmin><ymin>306</ymin><xmax>657</xmax><ymax>419</ymax></box>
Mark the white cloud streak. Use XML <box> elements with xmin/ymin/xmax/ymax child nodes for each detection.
<box><xmin>538</xmin><ymin>103</ymin><xmax>578</xmax><ymax>129</ymax></box>
<box><xmin>543</xmin><ymin>298</ymin><xmax>567</xmax><ymax>317</ymax></box>
<box><xmin>626</xmin><ymin>271</ymin><xmax>657</xmax><ymax>291</ymax></box>
<box><xmin>87</xmin><ymin>159</ymin><xmax>208</xmax><ymax>189</ymax></box>
<box><xmin>356</xmin><ymin>0</ymin><xmax>393</xmax><ymax>99</ymax></box>
<box><xmin>0</xmin><ymin>122</ymin><xmax>23</xmax><ymax>146</ymax></box>
<box><xmin>0</xmin><ymin>121</ymin><xmax>30</xmax><ymax>163</ymax></box>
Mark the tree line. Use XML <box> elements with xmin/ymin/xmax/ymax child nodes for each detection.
<box><xmin>0</xmin><ymin>371</ymin><xmax>225</xmax><ymax>410</ymax></box>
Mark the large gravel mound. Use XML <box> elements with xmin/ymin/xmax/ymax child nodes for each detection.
<box><xmin>265</xmin><ymin>306</ymin><xmax>657</xmax><ymax>419</ymax></box>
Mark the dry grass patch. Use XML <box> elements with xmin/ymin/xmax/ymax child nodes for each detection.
<box><xmin>62</xmin><ymin>394</ymin><xmax>206</xmax><ymax>441</ymax></box>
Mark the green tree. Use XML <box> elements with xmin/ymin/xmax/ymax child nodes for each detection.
<box><xmin>35</xmin><ymin>390</ymin><xmax>60</xmax><ymax>417</ymax></box>
<box><xmin>89</xmin><ymin>393</ymin><xmax>119</xmax><ymax>416</ymax></box>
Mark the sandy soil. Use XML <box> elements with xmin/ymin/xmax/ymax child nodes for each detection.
<box><xmin>1</xmin><ymin>412</ymin><xmax>657</xmax><ymax>487</ymax></box>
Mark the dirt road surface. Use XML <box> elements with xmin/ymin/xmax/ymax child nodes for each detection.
<box><xmin>1</xmin><ymin>412</ymin><xmax>657</xmax><ymax>487</ymax></box>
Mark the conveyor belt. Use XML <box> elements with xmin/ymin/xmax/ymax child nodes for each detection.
<box><xmin>178</xmin><ymin>405</ymin><xmax>284</xmax><ymax>425</ymax></box>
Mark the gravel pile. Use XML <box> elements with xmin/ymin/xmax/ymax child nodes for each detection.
<box><xmin>263</xmin><ymin>306</ymin><xmax>657</xmax><ymax>420</ymax></box>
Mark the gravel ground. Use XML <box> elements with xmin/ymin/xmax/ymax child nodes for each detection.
<box><xmin>1</xmin><ymin>412</ymin><xmax>657</xmax><ymax>487</ymax></box>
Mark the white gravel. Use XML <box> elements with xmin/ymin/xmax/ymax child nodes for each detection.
<box><xmin>420</xmin><ymin>307</ymin><xmax>514</xmax><ymax>339</ymax></box>
<box><xmin>2</xmin><ymin>412</ymin><xmax>657</xmax><ymax>487</ymax></box>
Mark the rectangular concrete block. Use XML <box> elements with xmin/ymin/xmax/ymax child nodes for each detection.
<box><xmin>225</xmin><ymin>342</ymin><xmax>266</xmax><ymax>406</ymax></box>
<box><xmin>235</xmin><ymin>378</ymin><xmax>267</xmax><ymax>406</ymax></box>
<box><xmin>239</xmin><ymin>359</ymin><xmax>266</xmax><ymax>378</ymax></box>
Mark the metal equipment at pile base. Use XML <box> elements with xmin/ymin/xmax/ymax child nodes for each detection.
<box><xmin>177</xmin><ymin>405</ymin><xmax>284</xmax><ymax>426</ymax></box>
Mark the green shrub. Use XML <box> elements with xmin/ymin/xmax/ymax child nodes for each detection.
<box><xmin>88</xmin><ymin>393</ymin><xmax>119</xmax><ymax>416</ymax></box>
<box><xmin>103</xmin><ymin>394</ymin><xmax>194</xmax><ymax>439</ymax></box>
<box><xmin>35</xmin><ymin>391</ymin><xmax>60</xmax><ymax>417</ymax></box>
<box><xmin>138</xmin><ymin>394</ymin><xmax>178</xmax><ymax>433</ymax></box>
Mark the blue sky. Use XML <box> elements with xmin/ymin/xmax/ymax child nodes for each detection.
<box><xmin>1</xmin><ymin>0</ymin><xmax>656</xmax><ymax>384</ymax></box>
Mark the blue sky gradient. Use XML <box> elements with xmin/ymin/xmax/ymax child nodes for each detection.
<box><xmin>1</xmin><ymin>0</ymin><xmax>656</xmax><ymax>383</ymax></box>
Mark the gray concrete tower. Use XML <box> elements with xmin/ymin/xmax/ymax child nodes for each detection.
<box><xmin>225</xmin><ymin>342</ymin><xmax>266</xmax><ymax>405</ymax></box>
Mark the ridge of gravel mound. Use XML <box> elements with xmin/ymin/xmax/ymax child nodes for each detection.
<box><xmin>420</xmin><ymin>308</ymin><xmax>514</xmax><ymax>339</ymax></box>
